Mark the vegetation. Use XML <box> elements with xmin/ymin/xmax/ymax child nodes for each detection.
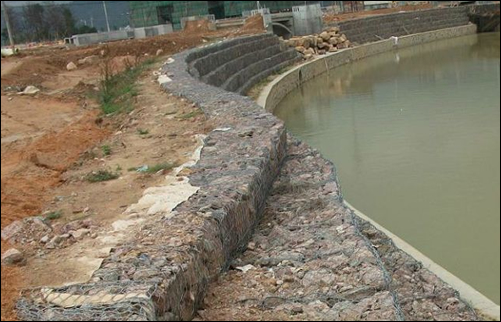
<box><xmin>128</xmin><ymin>162</ymin><xmax>177</xmax><ymax>174</ymax></box>
<box><xmin>44</xmin><ymin>210</ymin><xmax>62</xmax><ymax>221</ymax></box>
<box><xmin>98</xmin><ymin>58</ymin><xmax>155</xmax><ymax>115</ymax></box>
<box><xmin>86</xmin><ymin>169</ymin><xmax>120</xmax><ymax>182</ymax></box>
<box><xmin>146</xmin><ymin>162</ymin><xmax>177</xmax><ymax>173</ymax></box>
<box><xmin>1</xmin><ymin>1</ymin><xmax>128</xmax><ymax>45</ymax></box>
<box><xmin>98</xmin><ymin>57</ymin><xmax>156</xmax><ymax>115</ymax></box>
<box><xmin>178</xmin><ymin>110</ymin><xmax>204</xmax><ymax>120</ymax></box>
<box><xmin>101</xmin><ymin>145</ymin><xmax>112</xmax><ymax>156</ymax></box>
<box><xmin>137</xmin><ymin>128</ymin><xmax>150</xmax><ymax>135</ymax></box>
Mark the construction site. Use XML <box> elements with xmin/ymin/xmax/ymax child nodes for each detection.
<box><xmin>1</xmin><ymin>1</ymin><xmax>500</xmax><ymax>321</ymax></box>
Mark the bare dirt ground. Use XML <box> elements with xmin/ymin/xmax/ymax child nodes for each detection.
<box><xmin>1</xmin><ymin>19</ymin><xmax>263</xmax><ymax>320</ymax></box>
<box><xmin>323</xmin><ymin>4</ymin><xmax>434</xmax><ymax>23</ymax></box>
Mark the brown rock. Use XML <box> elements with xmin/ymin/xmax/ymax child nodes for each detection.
<box><xmin>303</xmin><ymin>38</ymin><xmax>311</xmax><ymax>49</ymax></box>
<box><xmin>66</xmin><ymin>62</ymin><xmax>77</xmax><ymax>71</ymax></box>
<box><xmin>1</xmin><ymin>248</ymin><xmax>25</xmax><ymax>266</ymax></box>
<box><xmin>295</xmin><ymin>46</ymin><xmax>306</xmax><ymax>53</ymax></box>
<box><xmin>317</xmin><ymin>41</ymin><xmax>326</xmax><ymax>49</ymax></box>
<box><xmin>320</xmin><ymin>31</ymin><xmax>330</xmax><ymax>41</ymax></box>
<box><xmin>1</xmin><ymin>220</ymin><xmax>23</xmax><ymax>241</ymax></box>
<box><xmin>70</xmin><ymin>228</ymin><xmax>90</xmax><ymax>239</ymax></box>
<box><xmin>78</xmin><ymin>55</ymin><xmax>99</xmax><ymax>65</ymax></box>
<box><xmin>328</xmin><ymin>37</ymin><xmax>339</xmax><ymax>45</ymax></box>
<box><xmin>328</xmin><ymin>26</ymin><xmax>340</xmax><ymax>33</ymax></box>
<box><xmin>304</xmin><ymin>48</ymin><xmax>315</xmax><ymax>55</ymax></box>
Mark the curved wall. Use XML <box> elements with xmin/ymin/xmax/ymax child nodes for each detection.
<box><xmin>15</xmin><ymin>5</ymin><xmax>500</xmax><ymax>320</ymax></box>
<box><xmin>259</xmin><ymin>25</ymin><xmax>478</xmax><ymax>112</ymax></box>
<box><xmin>257</xmin><ymin>24</ymin><xmax>500</xmax><ymax>321</ymax></box>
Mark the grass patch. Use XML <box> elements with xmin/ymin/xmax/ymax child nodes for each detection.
<box><xmin>128</xmin><ymin>162</ymin><xmax>177</xmax><ymax>174</ymax></box>
<box><xmin>177</xmin><ymin>109</ymin><xmax>203</xmax><ymax>120</ymax></box>
<box><xmin>101</xmin><ymin>145</ymin><xmax>112</xmax><ymax>156</ymax></box>
<box><xmin>137</xmin><ymin>129</ymin><xmax>149</xmax><ymax>135</ymax></box>
<box><xmin>86</xmin><ymin>169</ymin><xmax>120</xmax><ymax>182</ymax></box>
<box><xmin>45</xmin><ymin>210</ymin><xmax>62</xmax><ymax>220</ymax></box>
<box><xmin>98</xmin><ymin>57</ymin><xmax>156</xmax><ymax>115</ymax></box>
<box><xmin>146</xmin><ymin>162</ymin><xmax>177</xmax><ymax>173</ymax></box>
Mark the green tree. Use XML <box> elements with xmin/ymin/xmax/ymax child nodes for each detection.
<box><xmin>22</xmin><ymin>3</ymin><xmax>48</xmax><ymax>41</ymax></box>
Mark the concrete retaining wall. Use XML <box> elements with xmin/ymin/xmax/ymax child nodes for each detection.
<box><xmin>331</xmin><ymin>3</ymin><xmax>499</xmax><ymax>45</ymax></box>
<box><xmin>335</xmin><ymin>6</ymin><xmax>471</xmax><ymax>44</ymax></box>
<box><xmin>259</xmin><ymin>24</ymin><xmax>478</xmax><ymax>113</ymax></box>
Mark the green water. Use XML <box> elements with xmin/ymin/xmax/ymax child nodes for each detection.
<box><xmin>275</xmin><ymin>33</ymin><xmax>500</xmax><ymax>304</ymax></box>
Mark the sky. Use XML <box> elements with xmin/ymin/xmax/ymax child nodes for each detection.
<box><xmin>5</xmin><ymin>1</ymin><xmax>71</xmax><ymax>6</ymax></box>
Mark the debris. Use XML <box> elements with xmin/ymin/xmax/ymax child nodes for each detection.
<box><xmin>158</xmin><ymin>74</ymin><xmax>172</xmax><ymax>85</ymax></box>
<box><xmin>69</xmin><ymin>228</ymin><xmax>90</xmax><ymax>240</ymax></box>
<box><xmin>78</xmin><ymin>55</ymin><xmax>99</xmax><ymax>65</ymax></box>
<box><xmin>236</xmin><ymin>264</ymin><xmax>256</xmax><ymax>273</ymax></box>
<box><xmin>156</xmin><ymin>49</ymin><xmax>164</xmax><ymax>56</ymax></box>
<box><xmin>21</xmin><ymin>85</ymin><xmax>40</xmax><ymax>95</ymax></box>
<box><xmin>136</xmin><ymin>165</ymin><xmax>149</xmax><ymax>173</ymax></box>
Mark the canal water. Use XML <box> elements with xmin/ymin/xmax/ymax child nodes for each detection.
<box><xmin>275</xmin><ymin>32</ymin><xmax>500</xmax><ymax>304</ymax></box>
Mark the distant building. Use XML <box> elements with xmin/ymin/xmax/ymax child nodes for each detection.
<box><xmin>128</xmin><ymin>1</ymin><xmax>308</xmax><ymax>30</ymax></box>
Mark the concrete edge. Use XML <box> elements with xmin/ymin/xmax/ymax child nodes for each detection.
<box><xmin>346</xmin><ymin>201</ymin><xmax>500</xmax><ymax>322</ymax></box>
<box><xmin>257</xmin><ymin>24</ymin><xmax>478</xmax><ymax>112</ymax></box>
<box><xmin>257</xmin><ymin>25</ymin><xmax>500</xmax><ymax>321</ymax></box>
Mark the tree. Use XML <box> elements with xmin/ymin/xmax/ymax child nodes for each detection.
<box><xmin>22</xmin><ymin>3</ymin><xmax>48</xmax><ymax>41</ymax></box>
<box><xmin>75</xmin><ymin>25</ymin><xmax>97</xmax><ymax>35</ymax></box>
<box><xmin>46</xmin><ymin>4</ymin><xmax>66</xmax><ymax>39</ymax></box>
<box><xmin>1</xmin><ymin>5</ymin><xmax>22</xmax><ymax>43</ymax></box>
<box><xmin>62</xmin><ymin>7</ymin><xmax>76</xmax><ymax>36</ymax></box>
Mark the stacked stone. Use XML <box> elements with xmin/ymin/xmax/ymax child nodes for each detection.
<box><xmin>285</xmin><ymin>27</ymin><xmax>351</xmax><ymax>59</ymax></box>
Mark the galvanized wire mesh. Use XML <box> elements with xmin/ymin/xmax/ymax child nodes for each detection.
<box><xmin>17</xmin><ymin>282</ymin><xmax>159</xmax><ymax>321</ymax></box>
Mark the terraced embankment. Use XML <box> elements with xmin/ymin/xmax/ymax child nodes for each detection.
<box><xmin>196</xmin><ymin>137</ymin><xmax>477</xmax><ymax>321</ymax></box>
<box><xmin>15</xmin><ymin>4</ymin><xmax>500</xmax><ymax>321</ymax></box>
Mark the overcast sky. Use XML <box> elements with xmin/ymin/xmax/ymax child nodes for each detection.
<box><xmin>5</xmin><ymin>1</ymin><xmax>71</xmax><ymax>6</ymax></box>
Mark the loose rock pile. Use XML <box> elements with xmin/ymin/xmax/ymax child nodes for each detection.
<box><xmin>285</xmin><ymin>27</ymin><xmax>352</xmax><ymax>59</ymax></box>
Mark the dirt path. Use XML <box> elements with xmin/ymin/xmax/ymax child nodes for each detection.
<box><xmin>1</xmin><ymin>59</ymin><xmax>209</xmax><ymax>320</ymax></box>
<box><xmin>0</xmin><ymin>18</ymin><xmax>269</xmax><ymax>320</ymax></box>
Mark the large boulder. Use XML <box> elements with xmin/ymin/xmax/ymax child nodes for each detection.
<box><xmin>1</xmin><ymin>248</ymin><xmax>25</xmax><ymax>266</ymax></box>
<box><xmin>320</xmin><ymin>31</ymin><xmax>331</xmax><ymax>41</ymax></box>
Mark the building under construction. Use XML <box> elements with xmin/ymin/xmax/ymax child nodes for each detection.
<box><xmin>129</xmin><ymin>1</ymin><xmax>311</xmax><ymax>30</ymax></box>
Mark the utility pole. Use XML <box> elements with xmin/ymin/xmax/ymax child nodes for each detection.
<box><xmin>103</xmin><ymin>1</ymin><xmax>111</xmax><ymax>32</ymax></box>
<box><xmin>90</xmin><ymin>16</ymin><xmax>94</xmax><ymax>28</ymax></box>
<box><xmin>1</xmin><ymin>1</ymin><xmax>15</xmax><ymax>49</ymax></box>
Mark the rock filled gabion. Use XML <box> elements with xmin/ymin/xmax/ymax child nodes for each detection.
<box><xmin>285</xmin><ymin>27</ymin><xmax>352</xmax><ymax>59</ymax></box>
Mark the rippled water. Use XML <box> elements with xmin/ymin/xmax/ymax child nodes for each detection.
<box><xmin>275</xmin><ymin>33</ymin><xmax>500</xmax><ymax>304</ymax></box>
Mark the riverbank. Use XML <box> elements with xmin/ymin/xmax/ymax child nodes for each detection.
<box><xmin>257</xmin><ymin>25</ymin><xmax>500</xmax><ymax>321</ymax></box>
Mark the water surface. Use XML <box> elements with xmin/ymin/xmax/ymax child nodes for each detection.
<box><xmin>275</xmin><ymin>33</ymin><xmax>500</xmax><ymax>304</ymax></box>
